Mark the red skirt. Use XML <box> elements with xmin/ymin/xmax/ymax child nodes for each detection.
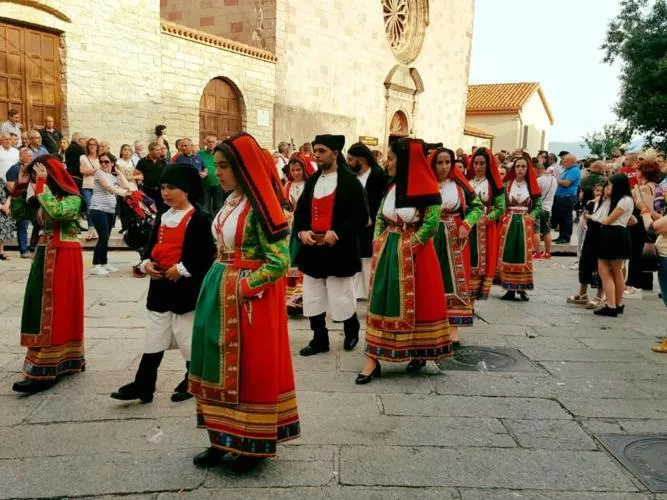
<box><xmin>21</xmin><ymin>244</ymin><xmax>85</xmax><ymax>380</ymax></box>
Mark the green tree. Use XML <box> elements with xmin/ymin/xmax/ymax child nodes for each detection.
<box><xmin>582</xmin><ymin>123</ymin><xmax>632</xmax><ymax>159</ymax></box>
<box><xmin>602</xmin><ymin>0</ymin><xmax>667</xmax><ymax>151</ymax></box>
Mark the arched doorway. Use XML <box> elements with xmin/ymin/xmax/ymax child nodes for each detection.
<box><xmin>389</xmin><ymin>110</ymin><xmax>409</xmax><ymax>141</ymax></box>
<box><xmin>199</xmin><ymin>77</ymin><xmax>244</xmax><ymax>146</ymax></box>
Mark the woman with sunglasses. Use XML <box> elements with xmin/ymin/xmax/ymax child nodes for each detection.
<box><xmin>90</xmin><ymin>152</ymin><xmax>132</xmax><ymax>276</ymax></box>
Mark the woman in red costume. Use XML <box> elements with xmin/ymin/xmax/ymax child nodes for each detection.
<box><xmin>9</xmin><ymin>156</ymin><xmax>85</xmax><ymax>394</ymax></box>
<box><xmin>430</xmin><ymin>147</ymin><xmax>483</xmax><ymax>343</ymax></box>
<box><xmin>356</xmin><ymin>138</ymin><xmax>453</xmax><ymax>383</ymax></box>
<box><xmin>467</xmin><ymin>147</ymin><xmax>506</xmax><ymax>301</ymax></box>
<box><xmin>283</xmin><ymin>154</ymin><xmax>312</xmax><ymax>315</ymax></box>
<box><xmin>189</xmin><ymin>133</ymin><xmax>299</xmax><ymax>472</ymax></box>
<box><xmin>497</xmin><ymin>154</ymin><xmax>542</xmax><ymax>300</ymax></box>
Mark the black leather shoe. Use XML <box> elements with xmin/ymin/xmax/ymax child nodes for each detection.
<box><xmin>501</xmin><ymin>291</ymin><xmax>517</xmax><ymax>301</ymax></box>
<box><xmin>355</xmin><ymin>362</ymin><xmax>381</xmax><ymax>385</ymax></box>
<box><xmin>616</xmin><ymin>305</ymin><xmax>625</xmax><ymax>315</ymax></box>
<box><xmin>594</xmin><ymin>306</ymin><xmax>618</xmax><ymax>317</ymax></box>
<box><xmin>343</xmin><ymin>335</ymin><xmax>359</xmax><ymax>351</ymax></box>
<box><xmin>110</xmin><ymin>382</ymin><xmax>153</xmax><ymax>403</ymax></box>
<box><xmin>12</xmin><ymin>380</ymin><xmax>54</xmax><ymax>394</ymax></box>
<box><xmin>171</xmin><ymin>378</ymin><xmax>193</xmax><ymax>402</ymax></box>
<box><xmin>406</xmin><ymin>359</ymin><xmax>427</xmax><ymax>373</ymax></box>
<box><xmin>232</xmin><ymin>455</ymin><xmax>265</xmax><ymax>473</ymax></box>
<box><xmin>299</xmin><ymin>344</ymin><xmax>330</xmax><ymax>356</ymax></box>
<box><xmin>518</xmin><ymin>292</ymin><xmax>529</xmax><ymax>302</ymax></box>
<box><xmin>193</xmin><ymin>447</ymin><xmax>227</xmax><ymax>468</ymax></box>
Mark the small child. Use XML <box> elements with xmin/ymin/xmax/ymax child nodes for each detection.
<box><xmin>111</xmin><ymin>164</ymin><xmax>215</xmax><ymax>403</ymax></box>
<box><xmin>568</xmin><ymin>181</ymin><xmax>606</xmax><ymax>308</ymax></box>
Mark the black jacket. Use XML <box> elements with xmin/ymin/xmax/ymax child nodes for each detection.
<box><xmin>40</xmin><ymin>129</ymin><xmax>63</xmax><ymax>155</ymax></box>
<box><xmin>360</xmin><ymin>165</ymin><xmax>390</xmax><ymax>258</ymax></box>
<box><xmin>144</xmin><ymin>209</ymin><xmax>215</xmax><ymax>314</ymax></box>
<box><xmin>293</xmin><ymin>166</ymin><xmax>370</xmax><ymax>278</ymax></box>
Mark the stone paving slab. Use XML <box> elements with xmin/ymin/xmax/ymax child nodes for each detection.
<box><xmin>503</xmin><ymin>419</ymin><xmax>598</xmax><ymax>450</ymax></box>
<box><xmin>540</xmin><ymin>361</ymin><xmax>664</xmax><ymax>380</ymax></box>
<box><xmin>27</xmin><ymin>394</ymin><xmax>195</xmax><ymax>423</ymax></box>
<box><xmin>0</xmin><ymin>449</ymin><xmax>206</xmax><ymax>499</ymax></box>
<box><xmin>558</xmin><ymin>398</ymin><xmax>667</xmax><ymax>420</ymax></box>
<box><xmin>0</xmin><ymin>417</ymin><xmax>207</xmax><ymax>459</ymax></box>
<box><xmin>458</xmin><ymin>490</ymin><xmax>651</xmax><ymax>499</ymax></box>
<box><xmin>159</xmin><ymin>486</ymin><xmax>458</xmax><ymax>499</ymax></box>
<box><xmin>298</xmin><ymin>414</ymin><xmax>516</xmax><ymax>448</ymax></box>
<box><xmin>0</xmin><ymin>394</ymin><xmax>48</xmax><ymax>426</ymax></box>
<box><xmin>431</xmin><ymin>372</ymin><xmax>654</xmax><ymax>400</ymax></box>
<box><xmin>380</xmin><ymin>394</ymin><xmax>572</xmax><ymax>420</ymax></box>
<box><xmin>338</xmin><ymin>446</ymin><xmax>638</xmax><ymax>491</ymax></box>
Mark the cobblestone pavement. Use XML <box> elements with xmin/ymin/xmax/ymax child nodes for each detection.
<box><xmin>0</xmin><ymin>250</ymin><xmax>666</xmax><ymax>499</ymax></box>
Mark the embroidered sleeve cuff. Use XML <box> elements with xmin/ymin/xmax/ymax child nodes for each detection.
<box><xmin>35</xmin><ymin>178</ymin><xmax>46</xmax><ymax>195</ymax></box>
<box><xmin>240</xmin><ymin>277</ymin><xmax>269</xmax><ymax>298</ymax></box>
<box><xmin>176</xmin><ymin>262</ymin><xmax>191</xmax><ymax>278</ymax></box>
<box><xmin>462</xmin><ymin>221</ymin><xmax>472</xmax><ymax>231</ymax></box>
<box><xmin>10</xmin><ymin>182</ymin><xmax>28</xmax><ymax>197</ymax></box>
<box><xmin>139</xmin><ymin>259</ymin><xmax>151</xmax><ymax>274</ymax></box>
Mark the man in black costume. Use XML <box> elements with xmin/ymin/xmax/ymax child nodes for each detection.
<box><xmin>293</xmin><ymin>134</ymin><xmax>369</xmax><ymax>356</ymax></box>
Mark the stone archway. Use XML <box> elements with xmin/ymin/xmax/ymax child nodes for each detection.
<box><xmin>199</xmin><ymin>77</ymin><xmax>245</xmax><ymax>146</ymax></box>
<box><xmin>390</xmin><ymin>110</ymin><xmax>409</xmax><ymax>137</ymax></box>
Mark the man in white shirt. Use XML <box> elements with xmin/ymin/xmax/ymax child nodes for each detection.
<box><xmin>533</xmin><ymin>162</ymin><xmax>558</xmax><ymax>259</ymax></box>
<box><xmin>276</xmin><ymin>141</ymin><xmax>291</xmax><ymax>180</ymax></box>
<box><xmin>0</xmin><ymin>109</ymin><xmax>22</xmax><ymax>147</ymax></box>
<box><xmin>0</xmin><ymin>132</ymin><xmax>19</xmax><ymax>180</ymax></box>
<box><xmin>131</xmin><ymin>141</ymin><xmax>144</xmax><ymax>164</ymax></box>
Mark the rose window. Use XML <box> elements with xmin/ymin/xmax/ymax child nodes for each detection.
<box><xmin>382</xmin><ymin>0</ymin><xmax>428</xmax><ymax>64</ymax></box>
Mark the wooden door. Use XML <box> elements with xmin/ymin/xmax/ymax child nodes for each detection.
<box><xmin>199</xmin><ymin>78</ymin><xmax>244</xmax><ymax>147</ymax></box>
<box><xmin>0</xmin><ymin>21</ymin><xmax>61</xmax><ymax>133</ymax></box>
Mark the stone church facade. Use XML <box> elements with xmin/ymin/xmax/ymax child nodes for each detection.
<box><xmin>0</xmin><ymin>0</ymin><xmax>474</xmax><ymax>151</ymax></box>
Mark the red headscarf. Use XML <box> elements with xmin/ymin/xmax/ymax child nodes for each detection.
<box><xmin>470</xmin><ymin>147</ymin><xmax>504</xmax><ymax>194</ymax></box>
<box><xmin>392</xmin><ymin>138</ymin><xmax>441</xmax><ymax>208</ymax></box>
<box><xmin>429</xmin><ymin>147</ymin><xmax>475</xmax><ymax>195</ymax></box>
<box><xmin>29</xmin><ymin>155</ymin><xmax>80</xmax><ymax>197</ymax></box>
<box><xmin>505</xmin><ymin>154</ymin><xmax>541</xmax><ymax>197</ymax></box>
<box><xmin>218</xmin><ymin>134</ymin><xmax>289</xmax><ymax>242</ymax></box>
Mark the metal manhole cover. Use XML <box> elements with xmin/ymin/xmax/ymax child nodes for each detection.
<box><xmin>598</xmin><ymin>435</ymin><xmax>667</xmax><ymax>492</ymax></box>
<box><xmin>436</xmin><ymin>346</ymin><xmax>540</xmax><ymax>373</ymax></box>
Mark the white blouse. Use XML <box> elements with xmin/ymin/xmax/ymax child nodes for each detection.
<box><xmin>509</xmin><ymin>180</ymin><xmax>530</xmax><ymax>205</ymax></box>
<box><xmin>439</xmin><ymin>180</ymin><xmax>461</xmax><ymax>212</ymax></box>
<box><xmin>382</xmin><ymin>185</ymin><xmax>420</xmax><ymax>224</ymax></box>
<box><xmin>116</xmin><ymin>158</ymin><xmax>138</xmax><ymax>190</ymax></box>
<box><xmin>471</xmin><ymin>178</ymin><xmax>490</xmax><ymax>204</ymax></box>
<box><xmin>213</xmin><ymin>196</ymin><xmax>248</xmax><ymax>250</ymax></box>
<box><xmin>289</xmin><ymin>181</ymin><xmax>305</xmax><ymax>206</ymax></box>
<box><xmin>591</xmin><ymin>199</ymin><xmax>610</xmax><ymax>223</ymax></box>
<box><xmin>611</xmin><ymin>196</ymin><xmax>634</xmax><ymax>227</ymax></box>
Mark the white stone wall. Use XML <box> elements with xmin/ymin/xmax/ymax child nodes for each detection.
<box><xmin>466</xmin><ymin>114</ymin><xmax>522</xmax><ymax>153</ymax></box>
<box><xmin>273</xmin><ymin>0</ymin><xmax>475</xmax><ymax>150</ymax></box>
<box><xmin>521</xmin><ymin>92</ymin><xmax>552</xmax><ymax>154</ymax></box>
<box><xmin>1</xmin><ymin>0</ymin><xmax>276</xmax><ymax>150</ymax></box>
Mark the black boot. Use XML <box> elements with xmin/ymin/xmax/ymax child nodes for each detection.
<box><xmin>12</xmin><ymin>379</ymin><xmax>55</xmax><ymax>394</ymax></box>
<box><xmin>343</xmin><ymin>313</ymin><xmax>360</xmax><ymax>351</ymax></box>
<box><xmin>171</xmin><ymin>362</ymin><xmax>193</xmax><ymax>402</ymax></box>
<box><xmin>110</xmin><ymin>351</ymin><xmax>164</xmax><ymax>403</ymax></box>
<box><xmin>193</xmin><ymin>447</ymin><xmax>227</xmax><ymax>468</ymax></box>
<box><xmin>300</xmin><ymin>313</ymin><xmax>330</xmax><ymax>356</ymax></box>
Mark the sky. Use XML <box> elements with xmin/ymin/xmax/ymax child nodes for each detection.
<box><xmin>469</xmin><ymin>0</ymin><xmax>623</xmax><ymax>142</ymax></box>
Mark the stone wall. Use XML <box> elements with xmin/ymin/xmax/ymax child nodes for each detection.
<box><xmin>1</xmin><ymin>0</ymin><xmax>276</xmax><ymax>149</ymax></box>
<box><xmin>465</xmin><ymin>114</ymin><xmax>522</xmax><ymax>153</ymax></box>
<box><xmin>161</xmin><ymin>0</ymin><xmax>277</xmax><ymax>52</ymax></box>
<box><xmin>273</xmin><ymin>0</ymin><xmax>475</xmax><ymax>150</ymax></box>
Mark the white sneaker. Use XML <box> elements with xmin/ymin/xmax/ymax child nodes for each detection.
<box><xmin>104</xmin><ymin>264</ymin><xmax>119</xmax><ymax>273</ymax></box>
<box><xmin>92</xmin><ymin>265</ymin><xmax>109</xmax><ymax>276</ymax></box>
